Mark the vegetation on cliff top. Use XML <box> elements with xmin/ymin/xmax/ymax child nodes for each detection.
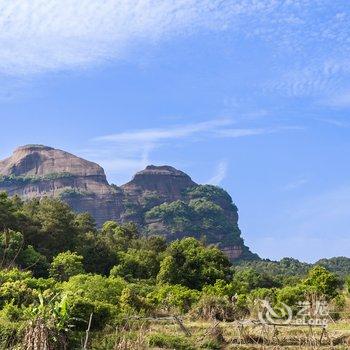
<box><xmin>0</xmin><ymin>172</ymin><xmax>76</xmax><ymax>185</ymax></box>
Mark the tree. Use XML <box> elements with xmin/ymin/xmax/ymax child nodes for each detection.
<box><xmin>22</xmin><ymin>198</ymin><xmax>80</xmax><ymax>257</ymax></box>
<box><xmin>303</xmin><ymin>266</ymin><xmax>340</xmax><ymax>300</ymax></box>
<box><xmin>110</xmin><ymin>248</ymin><xmax>160</xmax><ymax>281</ymax></box>
<box><xmin>50</xmin><ymin>251</ymin><xmax>84</xmax><ymax>281</ymax></box>
<box><xmin>0</xmin><ymin>193</ymin><xmax>25</xmax><ymax>231</ymax></box>
<box><xmin>156</xmin><ymin>237</ymin><xmax>231</xmax><ymax>289</ymax></box>
<box><xmin>74</xmin><ymin>212</ymin><xmax>96</xmax><ymax>233</ymax></box>
<box><xmin>75</xmin><ymin>231</ymin><xmax>117</xmax><ymax>275</ymax></box>
<box><xmin>232</xmin><ymin>268</ymin><xmax>277</xmax><ymax>294</ymax></box>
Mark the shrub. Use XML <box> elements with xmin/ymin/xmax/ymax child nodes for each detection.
<box><xmin>156</xmin><ymin>238</ymin><xmax>231</xmax><ymax>290</ymax></box>
<box><xmin>303</xmin><ymin>266</ymin><xmax>340</xmax><ymax>300</ymax></box>
<box><xmin>147</xmin><ymin>284</ymin><xmax>200</xmax><ymax>314</ymax></box>
<box><xmin>50</xmin><ymin>251</ymin><xmax>84</xmax><ymax>282</ymax></box>
<box><xmin>276</xmin><ymin>284</ymin><xmax>306</xmax><ymax>309</ymax></box>
<box><xmin>148</xmin><ymin>333</ymin><xmax>194</xmax><ymax>350</ymax></box>
<box><xmin>110</xmin><ymin>248</ymin><xmax>160</xmax><ymax>281</ymax></box>
<box><xmin>67</xmin><ymin>297</ymin><xmax>115</xmax><ymax>331</ymax></box>
<box><xmin>62</xmin><ymin>274</ymin><xmax>126</xmax><ymax>307</ymax></box>
<box><xmin>190</xmin><ymin>295</ymin><xmax>236</xmax><ymax>321</ymax></box>
<box><xmin>0</xmin><ymin>318</ymin><xmax>24</xmax><ymax>349</ymax></box>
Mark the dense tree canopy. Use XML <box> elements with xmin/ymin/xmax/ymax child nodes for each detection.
<box><xmin>0</xmin><ymin>192</ymin><xmax>348</xmax><ymax>349</ymax></box>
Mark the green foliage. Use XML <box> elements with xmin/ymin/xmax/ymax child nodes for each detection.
<box><xmin>119</xmin><ymin>286</ymin><xmax>149</xmax><ymax>314</ymax></box>
<box><xmin>0</xmin><ymin>172</ymin><xmax>74</xmax><ymax>186</ymax></box>
<box><xmin>0</xmin><ymin>269</ymin><xmax>57</xmax><ymax>309</ymax></box>
<box><xmin>25</xmin><ymin>293</ymin><xmax>73</xmax><ymax>333</ymax></box>
<box><xmin>0</xmin><ymin>193</ymin><xmax>347</xmax><ymax>349</ymax></box>
<box><xmin>58</xmin><ymin>188</ymin><xmax>93</xmax><ymax>198</ymax></box>
<box><xmin>236</xmin><ymin>257</ymin><xmax>310</xmax><ymax>283</ymax></box>
<box><xmin>276</xmin><ymin>284</ymin><xmax>307</xmax><ymax>306</ymax></box>
<box><xmin>19</xmin><ymin>245</ymin><xmax>49</xmax><ymax>277</ymax></box>
<box><xmin>146</xmin><ymin>201</ymin><xmax>196</xmax><ymax>234</ymax></box>
<box><xmin>0</xmin><ymin>193</ymin><xmax>21</xmax><ymax>231</ymax></box>
<box><xmin>73</xmin><ymin>212</ymin><xmax>96</xmax><ymax>233</ymax></box>
<box><xmin>232</xmin><ymin>268</ymin><xmax>278</xmax><ymax>294</ymax></box>
<box><xmin>156</xmin><ymin>238</ymin><xmax>231</xmax><ymax>289</ymax></box>
<box><xmin>144</xmin><ymin>184</ymin><xmax>243</xmax><ymax>246</ymax></box>
<box><xmin>147</xmin><ymin>284</ymin><xmax>200</xmax><ymax>314</ymax></box>
<box><xmin>186</xmin><ymin>185</ymin><xmax>234</xmax><ymax>207</ymax></box>
<box><xmin>202</xmin><ymin>279</ymin><xmax>237</xmax><ymax>297</ymax></box>
<box><xmin>302</xmin><ymin>266</ymin><xmax>340</xmax><ymax>299</ymax></box>
<box><xmin>22</xmin><ymin>197</ymin><xmax>80</xmax><ymax>257</ymax></box>
<box><xmin>50</xmin><ymin>251</ymin><xmax>85</xmax><ymax>282</ymax></box>
<box><xmin>190</xmin><ymin>294</ymin><xmax>236</xmax><ymax>321</ymax></box>
<box><xmin>67</xmin><ymin>297</ymin><xmax>115</xmax><ymax>331</ymax></box>
<box><xmin>315</xmin><ymin>257</ymin><xmax>350</xmax><ymax>278</ymax></box>
<box><xmin>148</xmin><ymin>332</ymin><xmax>194</xmax><ymax>350</ymax></box>
<box><xmin>0</xmin><ymin>317</ymin><xmax>24</xmax><ymax>349</ymax></box>
<box><xmin>62</xmin><ymin>274</ymin><xmax>126</xmax><ymax>305</ymax></box>
<box><xmin>110</xmin><ymin>248</ymin><xmax>160</xmax><ymax>281</ymax></box>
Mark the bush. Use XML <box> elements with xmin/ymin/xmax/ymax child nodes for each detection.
<box><xmin>148</xmin><ymin>333</ymin><xmax>194</xmax><ymax>350</ymax></box>
<box><xmin>110</xmin><ymin>248</ymin><xmax>160</xmax><ymax>281</ymax></box>
<box><xmin>50</xmin><ymin>251</ymin><xmax>85</xmax><ymax>282</ymax></box>
<box><xmin>190</xmin><ymin>295</ymin><xmax>236</xmax><ymax>321</ymax></box>
<box><xmin>276</xmin><ymin>285</ymin><xmax>306</xmax><ymax>309</ymax></box>
<box><xmin>62</xmin><ymin>274</ymin><xmax>126</xmax><ymax>305</ymax></box>
<box><xmin>147</xmin><ymin>284</ymin><xmax>200</xmax><ymax>314</ymax></box>
<box><xmin>68</xmin><ymin>297</ymin><xmax>115</xmax><ymax>331</ymax></box>
<box><xmin>303</xmin><ymin>266</ymin><xmax>340</xmax><ymax>300</ymax></box>
<box><xmin>0</xmin><ymin>318</ymin><xmax>24</xmax><ymax>349</ymax></box>
<box><xmin>156</xmin><ymin>238</ymin><xmax>231</xmax><ymax>290</ymax></box>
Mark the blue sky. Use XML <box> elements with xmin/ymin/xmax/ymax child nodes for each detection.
<box><xmin>1</xmin><ymin>0</ymin><xmax>350</xmax><ymax>262</ymax></box>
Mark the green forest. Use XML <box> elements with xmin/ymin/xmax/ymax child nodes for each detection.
<box><xmin>0</xmin><ymin>192</ymin><xmax>349</xmax><ymax>349</ymax></box>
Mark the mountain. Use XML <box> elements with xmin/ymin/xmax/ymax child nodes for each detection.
<box><xmin>0</xmin><ymin>145</ymin><xmax>257</xmax><ymax>261</ymax></box>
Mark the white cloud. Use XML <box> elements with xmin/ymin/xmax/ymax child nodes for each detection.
<box><xmin>95</xmin><ymin>119</ymin><xmax>232</xmax><ymax>143</ymax></box>
<box><xmin>207</xmin><ymin>160</ymin><xmax>228</xmax><ymax>185</ymax></box>
<box><xmin>91</xmin><ymin>119</ymin><xmax>297</xmax><ymax>183</ymax></box>
<box><xmin>216</xmin><ymin>126</ymin><xmax>303</xmax><ymax>138</ymax></box>
<box><xmin>283</xmin><ymin>178</ymin><xmax>308</xmax><ymax>191</ymax></box>
<box><xmin>0</xmin><ymin>0</ymin><xmax>256</xmax><ymax>75</ymax></box>
<box><xmin>1</xmin><ymin>0</ymin><xmax>348</xmax><ymax>79</ymax></box>
<box><xmin>328</xmin><ymin>90</ymin><xmax>350</xmax><ymax>108</ymax></box>
<box><xmin>316</xmin><ymin>117</ymin><xmax>350</xmax><ymax>128</ymax></box>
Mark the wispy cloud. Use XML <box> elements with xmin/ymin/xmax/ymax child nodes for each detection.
<box><xmin>90</xmin><ymin>119</ymin><xmax>297</xmax><ymax>182</ymax></box>
<box><xmin>94</xmin><ymin>119</ymin><xmax>232</xmax><ymax>143</ymax></box>
<box><xmin>283</xmin><ymin>178</ymin><xmax>308</xmax><ymax>191</ymax></box>
<box><xmin>316</xmin><ymin>117</ymin><xmax>350</xmax><ymax>128</ymax></box>
<box><xmin>1</xmin><ymin>0</ymin><xmax>349</xmax><ymax>83</ymax></box>
<box><xmin>95</xmin><ymin>120</ymin><xmax>299</xmax><ymax>143</ymax></box>
<box><xmin>327</xmin><ymin>90</ymin><xmax>350</xmax><ymax>108</ymax></box>
<box><xmin>208</xmin><ymin>160</ymin><xmax>228</xmax><ymax>186</ymax></box>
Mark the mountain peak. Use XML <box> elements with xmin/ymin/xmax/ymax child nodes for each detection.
<box><xmin>122</xmin><ymin>164</ymin><xmax>196</xmax><ymax>197</ymax></box>
<box><xmin>0</xmin><ymin>144</ymin><xmax>105</xmax><ymax>178</ymax></box>
<box><xmin>15</xmin><ymin>144</ymin><xmax>54</xmax><ymax>152</ymax></box>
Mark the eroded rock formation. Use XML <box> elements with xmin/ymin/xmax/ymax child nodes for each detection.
<box><xmin>0</xmin><ymin>145</ymin><xmax>256</xmax><ymax>260</ymax></box>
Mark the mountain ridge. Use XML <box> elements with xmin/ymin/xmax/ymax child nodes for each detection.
<box><xmin>0</xmin><ymin>144</ymin><xmax>257</xmax><ymax>261</ymax></box>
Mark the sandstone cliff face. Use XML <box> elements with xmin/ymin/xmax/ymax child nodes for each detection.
<box><xmin>0</xmin><ymin>145</ymin><xmax>122</xmax><ymax>224</ymax></box>
<box><xmin>0</xmin><ymin>145</ymin><xmax>105</xmax><ymax>177</ymax></box>
<box><xmin>0</xmin><ymin>145</ymin><xmax>256</xmax><ymax>260</ymax></box>
<box><xmin>122</xmin><ymin>165</ymin><xmax>196</xmax><ymax>199</ymax></box>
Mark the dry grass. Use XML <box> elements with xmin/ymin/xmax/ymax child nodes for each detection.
<box><xmin>131</xmin><ymin>318</ymin><xmax>350</xmax><ymax>349</ymax></box>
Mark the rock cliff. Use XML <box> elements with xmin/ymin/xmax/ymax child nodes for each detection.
<box><xmin>0</xmin><ymin>145</ymin><xmax>257</xmax><ymax>260</ymax></box>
